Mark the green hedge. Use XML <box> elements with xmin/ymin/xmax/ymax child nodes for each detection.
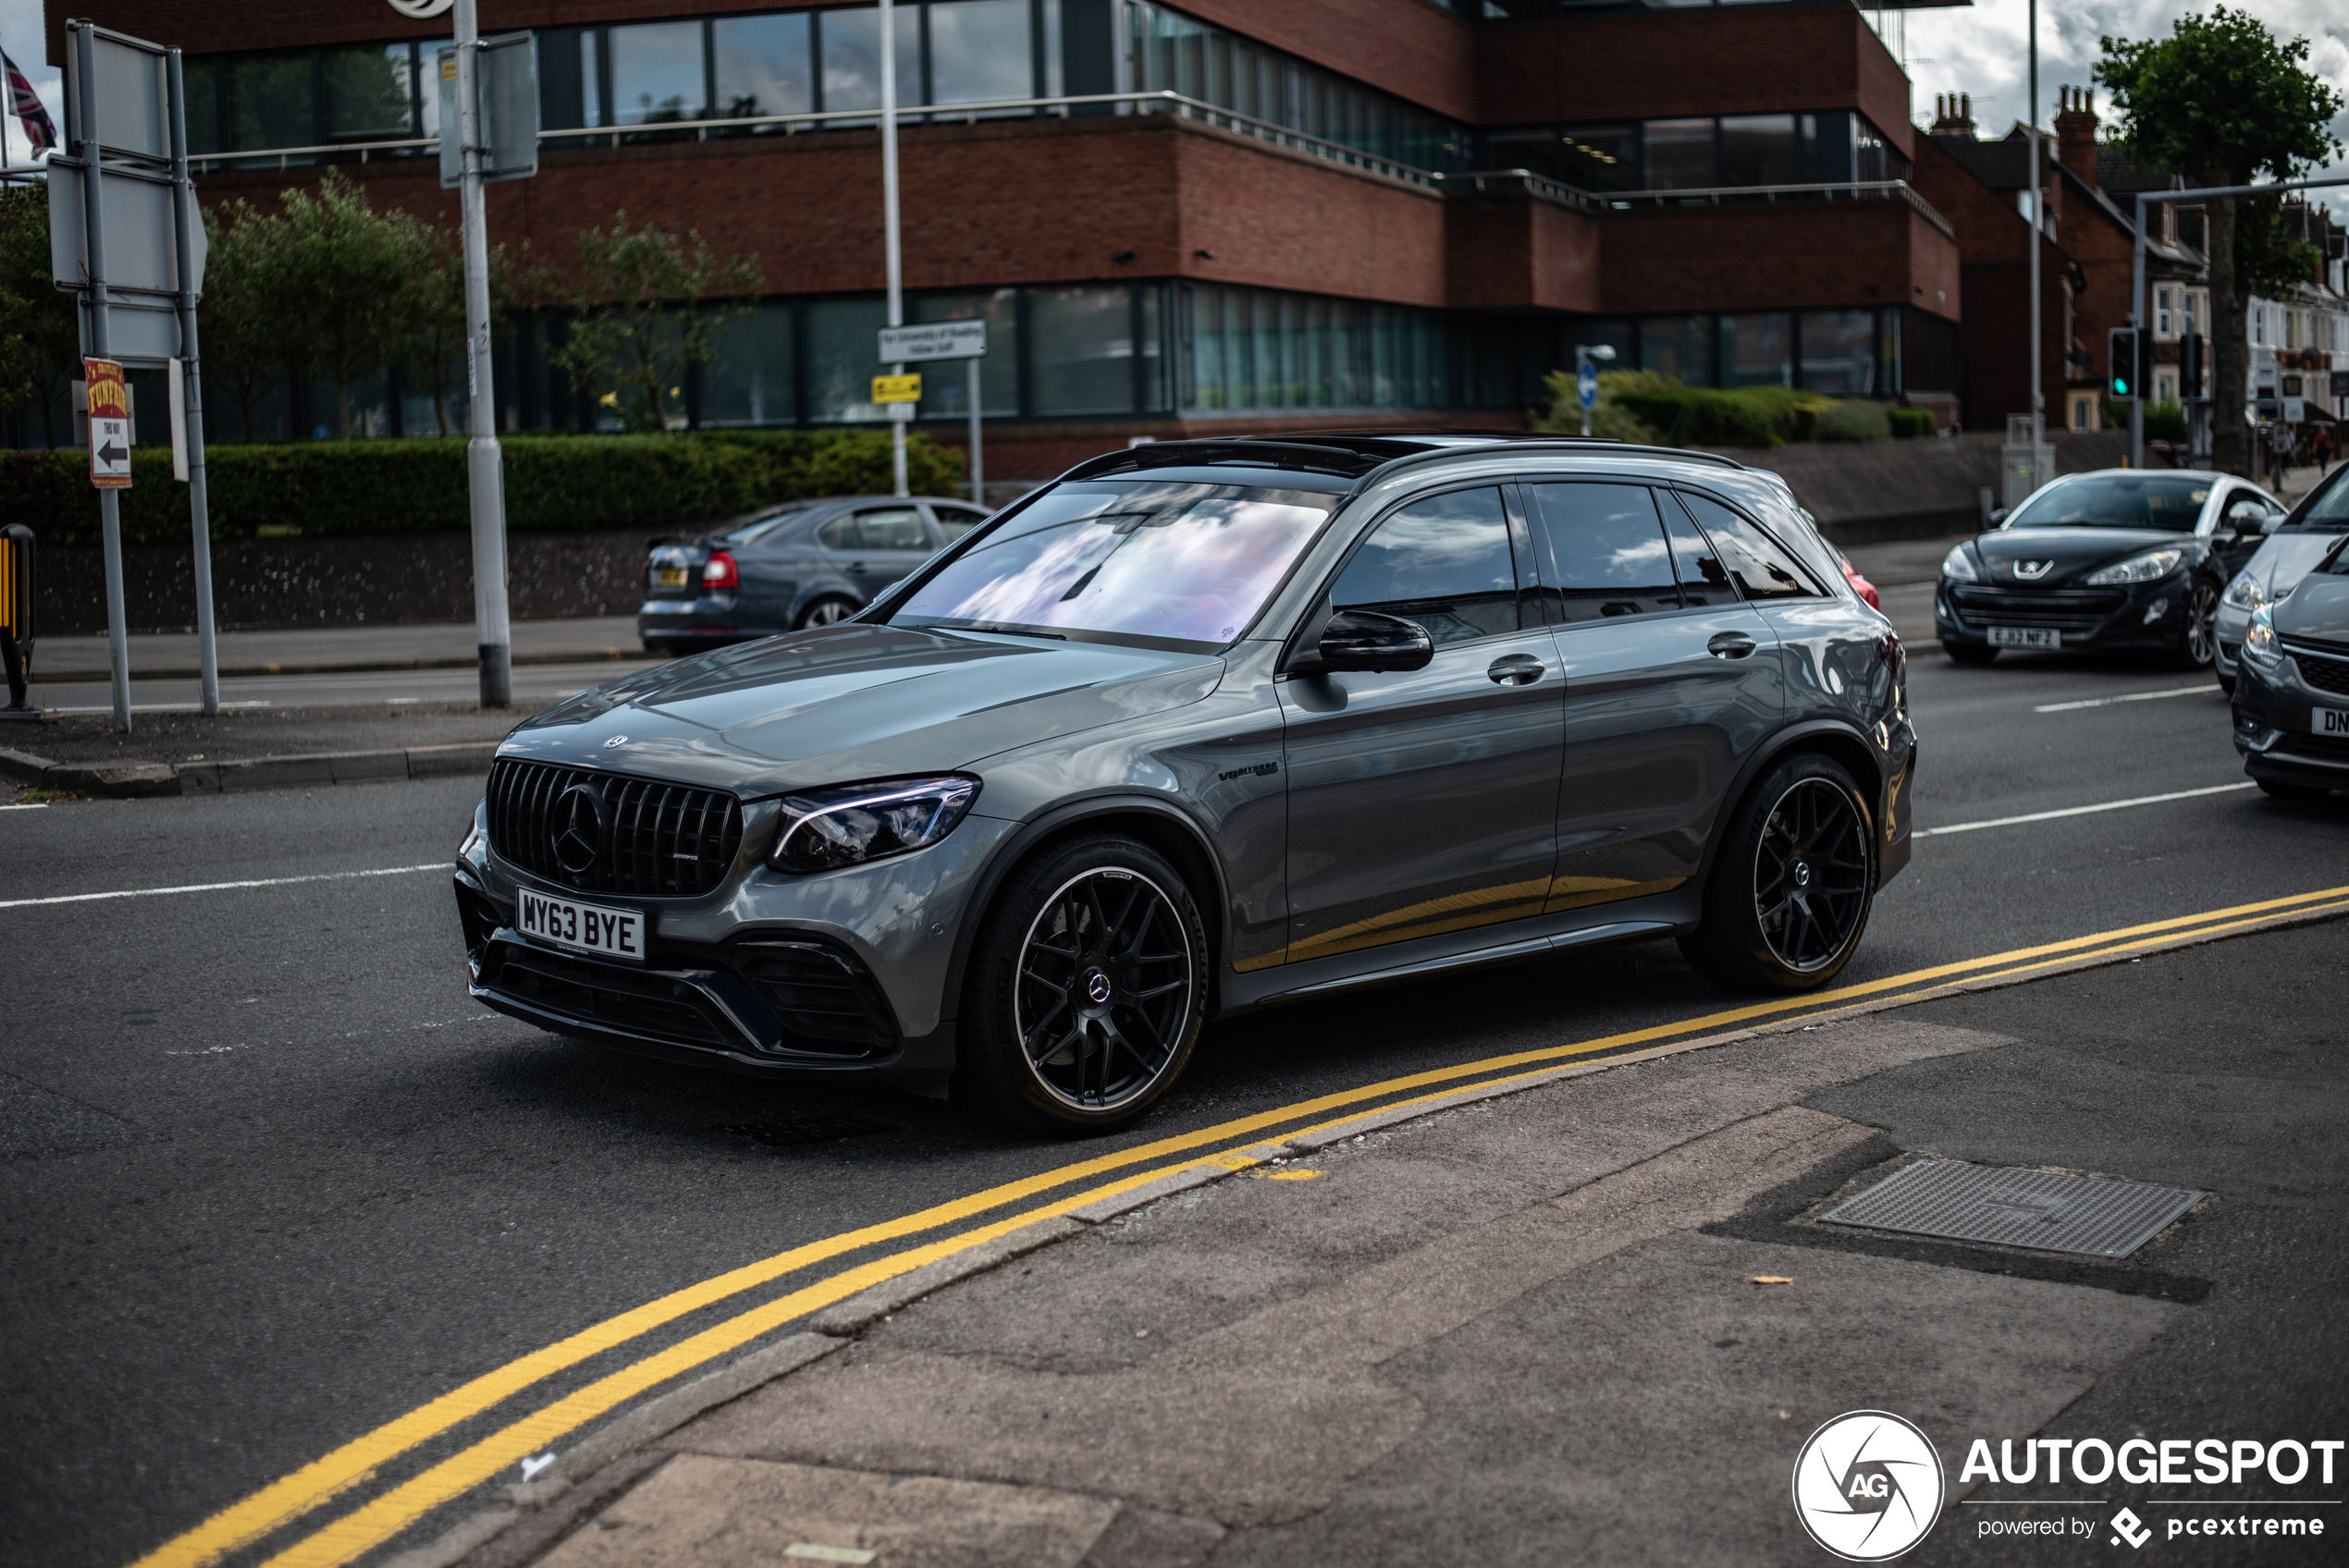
<box><xmin>1887</xmin><ymin>405</ymin><xmax>1936</xmax><ymax>438</ymax></box>
<box><xmin>0</xmin><ymin>429</ymin><xmax>966</xmax><ymax>547</ymax></box>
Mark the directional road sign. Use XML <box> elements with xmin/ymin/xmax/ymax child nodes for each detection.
<box><xmin>879</xmin><ymin>321</ymin><xmax>988</xmax><ymax>363</ymax></box>
<box><xmin>85</xmin><ymin>358</ymin><xmax>131</xmax><ymax>488</ymax></box>
<box><xmin>872</xmin><ymin>373</ymin><xmax>923</xmax><ymax>404</ymax></box>
<box><xmin>1576</xmin><ymin>360</ymin><xmax>1599</xmax><ymax>410</ymax></box>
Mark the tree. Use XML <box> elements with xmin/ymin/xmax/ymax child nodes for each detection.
<box><xmin>2097</xmin><ymin>7</ymin><xmax>2344</xmax><ymax>476</ymax></box>
<box><xmin>277</xmin><ymin>169</ymin><xmax>436</xmax><ymax>439</ymax></box>
<box><xmin>199</xmin><ymin>196</ymin><xmax>301</xmax><ymax>440</ymax></box>
<box><xmin>0</xmin><ymin>184</ymin><xmax>83</xmax><ymax>447</ymax></box>
<box><xmin>551</xmin><ymin>214</ymin><xmax>758</xmax><ymax>434</ymax></box>
<box><xmin>402</xmin><ymin>230</ymin><xmax>535</xmax><ymax>438</ymax></box>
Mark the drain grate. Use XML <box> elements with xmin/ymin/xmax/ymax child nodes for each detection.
<box><xmin>1819</xmin><ymin>1158</ymin><xmax>2204</xmax><ymax>1259</ymax></box>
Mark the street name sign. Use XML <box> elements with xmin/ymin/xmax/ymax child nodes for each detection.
<box><xmin>878</xmin><ymin>322</ymin><xmax>988</xmax><ymax>363</ymax></box>
<box><xmin>85</xmin><ymin>358</ymin><xmax>131</xmax><ymax>488</ymax></box>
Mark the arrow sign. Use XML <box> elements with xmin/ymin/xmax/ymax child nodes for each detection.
<box><xmin>97</xmin><ymin>437</ymin><xmax>129</xmax><ymax>466</ymax></box>
<box><xmin>85</xmin><ymin>359</ymin><xmax>133</xmax><ymax>489</ymax></box>
<box><xmin>1577</xmin><ymin>360</ymin><xmax>1599</xmax><ymax>410</ymax></box>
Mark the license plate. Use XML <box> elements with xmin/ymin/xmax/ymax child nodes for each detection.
<box><xmin>516</xmin><ymin>888</ymin><xmax>647</xmax><ymax>963</ymax></box>
<box><xmin>2315</xmin><ymin>707</ymin><xmax>2349</xmax><ymax>737</ymax></box>
<box><xmin>655</xmin><ymin>567</ymin><xmax>688</xmax><ymax>588</ymax></box>
<box><xmin>1986</xmin><ymin>626</ymin><xmax>2062</xmax><ymax>650</ymax></box>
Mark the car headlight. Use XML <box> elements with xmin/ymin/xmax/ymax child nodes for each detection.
<box><xmin>2240</xmin><ymin>606</ymin><xmax>2283</xmax><ymax>670</ymax></box>
<box><xmin>2222</xmin><ymin>570</ymin><xmax>2268</xmax><ymax>612</ymax></box>
<box><xmin>1939</xmin><ymin>545</ymin><xmax>1980</xmax><ymax>582</ymax></box>
<box><xmin>2083</xmin><ymin>547</ymin><xmax>2184</xmax><ymax>586</ymax></box>
<box><xmin>767</xmin><ymin>775</ymin><xmax>980</xmax><ymax>874</ymax></box>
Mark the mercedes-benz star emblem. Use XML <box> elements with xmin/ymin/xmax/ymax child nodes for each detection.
<box><xmin>603</xmin><ymin>735</ymin><xmax>630</xmax><ymax>749</ymax></box>
<box><xmin>2014</xmin><ymin>560</ymin><xmax>2054</xmax><ymax>580</ymax></box>
<box><xmin>553</xmin><ymin>782</ymin><xmax>607</xmax><ymax>875</ymax></box>
<box><xmin>1085</xmin><ymin>970</ymin><xmax>1114</xmax><ymax>1005</ymax></box>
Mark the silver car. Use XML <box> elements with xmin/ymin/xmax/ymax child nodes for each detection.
<box><xmin>457</xmin><ymin>435</ymin><xmax>1915</xmax><ymax>1133</ymax></box>
<box><xmin>2214</xmin><ymin>467</ymin><xmax>2349</xmax><ymax>693</ymax></box>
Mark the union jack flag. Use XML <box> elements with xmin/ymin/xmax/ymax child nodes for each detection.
<box><xmin>3</xmin><ymin>46</ymin><xmax>56</xmax><ymax>154</ymax></box>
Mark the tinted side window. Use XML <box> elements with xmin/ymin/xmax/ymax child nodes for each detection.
<box><xmin>1331</xmin><ymin>487</ymin><xmax>1519</xmax><ymax>646</ymax></box>
<box><xmin>1675</xmin><ymin>493</ymin><xmax>1823</xmax><ymax>599</ymax></box>
<box><xmin>852</xmin><ymin>507</ymin><xmax>929</xmax><ymax>550</ymax></box>
<box><xmin>1525</xmin><ymin>483</ymin><xmax>1682</xmax><ymax>624</ymax></box>
<box><xmin>934</xmin><ymin>505</ymin><xmax>989</xmax><ymax>538</ymax></box>
<box><xmin>817</xmin><ymin>516</ymin><xmax>858</xmax><ymax>551</ymax></box>
<box><xmin>1656</xmin><ymin>490</ymin><xmax>1735</xmax><ymax>605</ymax></box>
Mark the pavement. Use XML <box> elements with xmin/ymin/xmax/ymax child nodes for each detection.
<box><xmin>32</xmin><ymin>616</ymin><xmax>646</xmax><ymax>683</ymax></box>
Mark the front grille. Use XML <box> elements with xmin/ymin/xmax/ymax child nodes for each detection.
<box><xmin>490</xmin><ymin>943</ymin><xmax>739</xmax><ymax>1048</ymax></box>
<box><xmin>486</xmin><ymin>758</ymin><xmax>744</xmax><ymax>897</ymax></box>
<box><xmin>1949</xmin><ymin>585</ymin><xmax>2128</xmax><ymax>631</ymax></box>
<box><xmin>2284</xmin><ymin>639</ymin><xmax>2349</xmax><ymax>697</ymax></box>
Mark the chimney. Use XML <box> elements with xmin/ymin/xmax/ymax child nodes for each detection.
<box><xmin>2054</xmin><ymin>85</ymin><xmax>2098</xmax><ymax>189</ymax></box>
<box><xmin>1929</xmin><ymin>92</ymin><xmax>1976</xmax><ymax>138</ymax></box>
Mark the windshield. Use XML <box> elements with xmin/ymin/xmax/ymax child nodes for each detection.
<box><xmin>2004</xmin><ymin>475</ymin><xmax>2208</xmax><ymax>532</ymax></box>
<box><xmin>889</xmin><ymin>480</ymin><xmax>1334</xmax><ymax>650</ymax></box>
<box><xmin>714</xmin><ymin>505</ymin><xmax>814</xmax><ymax>547</ymax></box>
<box><xmin>2287</xmin><ymin>472</ymin><xmax>2349</xmax><ymax>533</ymax></box>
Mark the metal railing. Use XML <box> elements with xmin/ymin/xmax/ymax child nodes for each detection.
<box><xmin>1594</xmin><ymin>178</ymin><xmax>1956</xmax><ymax>239</ymax></box>
<box><xmin>181</xmin><ymin>89</ymin><xmax>1444</xmax><ymax>188</ymax></box>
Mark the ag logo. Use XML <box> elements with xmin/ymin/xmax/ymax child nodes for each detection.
<box><xmin>1791</xmin><ymin>1410</ymin><xmax>1945</xmax><ymax>1561</ymax></box>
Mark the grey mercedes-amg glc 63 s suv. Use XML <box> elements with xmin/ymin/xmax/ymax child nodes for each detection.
<box><xmin>455</xmin><ymin>435</ymin><xmax>1915</xmax><ymax>1133</ymax></box>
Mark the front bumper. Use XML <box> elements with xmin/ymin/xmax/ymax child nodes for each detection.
<box><xmin>2230</xmin><ymin>643</ymin><xmax>2349</xmax><ymax>793</ymax></box>
<box><xmin>455</xmin><ymin>808</ymin><xmax>1020</xmax><ymax>1089</ymax></box>
<box><xmin>1936</xmin><ymin>575</ymin><xmax>2192</xmax><ymax>654</ymax></box>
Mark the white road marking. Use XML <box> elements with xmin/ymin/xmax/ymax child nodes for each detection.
<box><xmin>2033</xmin><ymin>685</ymin><xmax>2218</xmax><ymax>713</ymax></box>
<box><xmin>0</xmin><ymin>863</ymin><xmax>447</xmax><ymax>911</ymax></box>
<box><xmin>1</xmin><ymin>802</ymin><xmax>49</xmax><ymax>811</ymax></box>
<box><xmin>1916</xmin><ymin>781</ymin><xmax>2258</xmax><ymax>838</ymax></box>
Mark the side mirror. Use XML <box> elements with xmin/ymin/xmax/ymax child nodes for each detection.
<box><xmin>1987</xmin><ymin>508</ymin><xmax>2010</xmax><ymax>527</ymax></box>
<box><xmin>1302</xmin><ymin>609</ymin><xmax>1434</xmax><ymax>674</ymax></box>
<box><xmin>2226</xmin><ymin>500</ymin><xmax>2267</xmax><ymax>538</ymax></box>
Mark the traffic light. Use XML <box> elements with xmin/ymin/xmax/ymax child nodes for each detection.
<box><xmin>2107</xmin><ymin>327</ymin><xmax>2140</xmax><ymax>401</ymax></box>
<box><xmin>2180</xmin><ymin>333</ymin><xmax>2205</xmax><ymax>400</ymax></box>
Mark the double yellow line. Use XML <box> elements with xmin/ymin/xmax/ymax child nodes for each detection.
<box><xmin>138</xmin><ymin>884</ymin><xmax>2349</xmax><ymax>1568</ymax></box>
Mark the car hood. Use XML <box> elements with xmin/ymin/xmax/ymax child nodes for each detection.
<box><xmin>498</xmin><ymin>624</ymin><xmax>1224</xmax><ymax>794</ymax></box>
<box><xmin>2271</xmin><ymin>570</ymin><xmax>2349</xmax><ymax>645</ymax></box>
<box><xmin>2246</xmin><ymin>533</ymin><xmax>2349</xmax><ymax>594</ymax></box>
<box><xmin>1972</xmin><ymin>527</ymin><xmax>2194</xmax><ymax>587</ymax></box>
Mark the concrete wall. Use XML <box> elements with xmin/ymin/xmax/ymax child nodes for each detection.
<box><xmin>1702</xmin><ymin>428</ymin><xmax>2132</xmax><ymax>544</ymax></box>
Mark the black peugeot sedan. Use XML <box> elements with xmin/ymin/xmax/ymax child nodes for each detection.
<box><xmin>2232</xmin><ymin>533</ymin><xmax>2349</xmax><ymax>800</ymax></box>
<box><xmin>638</xmin><ymin>494</ymin><xmax>993</xmax><ymax>655</ymax></box>
<box><xmin>1936</xmin><ymin>469</ymin><xmax>2281</xmax><ymax>667</ymax></box>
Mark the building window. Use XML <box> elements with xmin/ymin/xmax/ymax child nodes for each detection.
<box><xmin>2155</xmin><ymin>373</ymin><xmax>2176</xmax><ymax>404</ymax></box>
<box><xmin>324</xmin><ymin>44</ymin><xmax>415</xmax><ymax>141</ymax></box>
<box><xmin>713</xmin><ymin>14</ymin><xmax>814</xmax><ymax>118</ymax></box>
<box><xmin>910</xmin><ymin>288</ymin><xmax>1020</xmax><ymax>417</ymax></box>
<box><xmin>1030</xmin><ymin>285</ymin><xmax>1147</xmax><ymax>416</ymax></box>
<box><xmin>1720</xmin><ymin>312</ymin><xmax>1790</xmax><ymax>388</ymax></box>
<box><xmin>228</xmin><ymin>54</ymin><xmax>315</xmax><ymax>153</ymax></box>
<box><xmin>1556</xmin><ymin>127</ymin><xmax>1637</xmax><ymax>191</ymax></box>
<box><xmin>819</xmin><ymin>5</ymin><xmax>922</xmax><ymax>119</ymax></box>
<box><xmin>1641</xmin><ymin>314</ymin><xmax>1714</xmax><ymax>384</ymax></box>
<box><xmin>2184</xmin><ymin>291</ymin><xmax>2202</xmax><ymax>336</ymax></box>
<box><xmin>1642</xmin><ymin>118</ymin><xmax>1715</xmax><ymax>190</ymax></box>
<box><xmin>610</xmin><ymin>19</ymin><xmax>707</xmax><ymax>125</ymax></box>
<box><xmin>700</xmin><ymin>304</ymin><xmax>797</xmax><ymax>427</ymax></box>
<box><xmin>805</xmin><ymin>296</ymin><xmax>892</xmax><ymax>423</ymax></box>
<box><xmin>929</xmin><ymin>0</ymin><xmax>1035</xmax><ymax>106</ymax></box>
<box><xmin>2156</xmin><ymin>288</ymin><xmax>2174</xmax><ymax>338</ymax></box>
<box><xmin>1718</xmin><ymin>115</ymin><xmax>1798</xmax><ymax>187</ymax></box>
<box><xmin>1797</xmin><ymin>310</ymin><xmax>1877</xmax><ymax>395</ymax></box>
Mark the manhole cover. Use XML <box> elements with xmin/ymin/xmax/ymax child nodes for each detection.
<box><xmin>1819</xmin><ymin>1158</ymin><xmax>2204</xmax><ymax>1259</ymax></box>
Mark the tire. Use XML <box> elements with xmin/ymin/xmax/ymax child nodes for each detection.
<box><xmin>955</xmin><ymin>834</ymin><xmax>1210</xmax><ymax>1134</ymax></box>
<box><xmin>642</xmin><ymin>639</ymin><xmax>681</xmax><ymax>657</ymax></box>
<box><xmin>2256</xmin><ymin>778</ymin><xmax>2331</xmax><ymax>802</ymax></box>
<box><xmin>2178</xmin><ymin>580</ymin><xmax>2220</xmax><ymax>670</ymax></box>
<box><xmin>795</xmin><ymin>596</ymin><xmax>859</xmax><ymax>630</ymax></box>
<box><xmin>1942</xmin><ymin>639</ymin><xmax>1998</xmax><ymax>666</ymax></box>
<box><xmin>2216</xmin><ymin>666</ymin><xmax>2237</xmax><ymax>696</ymax></box>
<box><xmin>1679</xmin><ymin>753</ymin><xmax>1876</xmax><ymax>994</ymax></box>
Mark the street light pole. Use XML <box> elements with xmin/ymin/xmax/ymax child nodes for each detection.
<box><xmin>455</xmin><ymin>0</ymin><xmax>511</xmax><ymax>707</ymax></box>
<box><xmin>2026</xmin><ymin>0</ymin><xmax>2042</xmax><ymax>451</ymax></box>
<box><xmin>880</xmin><ymin>0</ymin><xmax>908</xmax><ymax>497</ymax></box>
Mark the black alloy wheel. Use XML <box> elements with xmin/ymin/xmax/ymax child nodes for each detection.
<box><xmin>959</xmin><ymin>835</ymin><xmax>1208</xmax><ymax>1133</ymax></box>
<box><xmin>796</xmin><ymin>597</ymin><xmax>858</xmax><ymax>629</ymax></box>
<box><xmin>1680</xmin><ymin>753</ymin><xmax>1876</xmax><ymax>993</ymax></box>
<box><xmin>2181</xmin><ymin>579</ymin><xmax>2220</xmax><ymax>670</ymax></box>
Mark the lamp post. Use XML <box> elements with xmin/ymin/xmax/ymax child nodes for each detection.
<box><xmin>1573</xmin><ymin>343</ymin><xmax>1617</xmax><ymax>436</ymax></box>
<box><xmin>880</xmin><ymin>0</ymin><xmax>908</xmax><ymax>496</ymax></box>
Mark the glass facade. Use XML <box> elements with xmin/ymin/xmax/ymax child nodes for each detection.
<box><xmin>1476</xmin><ymin>110</ymin><xmax>1909</xmax><ymax>192</ymax></box>
<box><xmin>713</xmin><ymin>15</ymin><xmax>814</xmax><ymax>118</ymax></box>
<box><xmin>1177</xmin><ymin>286</ymin><xmax>1449</xmax><ymax>413</ymax></box>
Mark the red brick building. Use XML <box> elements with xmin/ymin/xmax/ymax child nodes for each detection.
<box><xmin>42</xmin><ymin>0</ymin><xmax>1970</xmax><ymax>476</ymax></box>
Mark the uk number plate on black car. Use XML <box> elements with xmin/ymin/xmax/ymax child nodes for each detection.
<box><xmin>517</xmin><ymin>888</ymin><xmax>646</xmax><ymax>963</ymax></box>
<box><xmin>2316</xmin><ymin>707</ymin><xmax>2349</xmax><ymax>737</ymax></box>
<box><xmin>1986</xmin><ymin>626</ymin><xmax>2062</xmax><ymax>650</ymax></box>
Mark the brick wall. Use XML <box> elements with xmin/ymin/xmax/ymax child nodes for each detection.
<box><xmin>1598</xmin><ymin>201</ymin><xmax>1957</xmax><ymax>320</ymax></box>
<box><xmin>1444</xmin><ymin>194</ymin><xmax>1602</xmax><ymax>313</ymax></box>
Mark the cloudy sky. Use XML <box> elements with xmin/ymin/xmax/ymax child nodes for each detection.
<box><xmin>0</xmin><ymin>0</ymin><xmax>2343</xmax><ymax>181</ymax></box>
<box><xmin>1893</xmin><ymin>0</ymin><xmax>2347</xmax><ymax>187</ymax></box>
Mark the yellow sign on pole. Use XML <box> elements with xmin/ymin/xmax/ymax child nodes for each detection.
<box><xmin>871</xmin><ymin>373</ymin><xmax>922</xmax><ymax>405</ymax></box>
<box><xmin>85</xmin><ymin>358</ymin><xmax>132</xmax><ymax>490</ymax></box>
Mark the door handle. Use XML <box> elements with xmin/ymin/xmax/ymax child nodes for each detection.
<box><xmin>1487</xmin><ymin>654</ymin><xmax>1545</xmax><ymax>686</ymax></box>
<box><xmin>1707</xmin><ymin>631</ymin><xmax>1758</xmax><ymax>660</ymax></box>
